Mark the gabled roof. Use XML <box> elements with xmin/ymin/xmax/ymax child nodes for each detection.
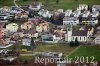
<box><xmin>72</xmin><ymin>30</ymin><xmax>88</xmax><ymax>36</ymax></box>
<box><xmin>63</xmin><ymin>17</ymin><xmax>78</xmax><ymax>21</ymax></box>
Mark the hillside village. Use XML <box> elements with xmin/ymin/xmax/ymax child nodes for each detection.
<box><xmin>0</xmin><ymin>0</ymin><xmax>100</xmax><ymax>66</ymax></box>
<box><xmin>0</xmin><ymin>3</ymin><xmax>100</xmax><ymax>46</ymax></box>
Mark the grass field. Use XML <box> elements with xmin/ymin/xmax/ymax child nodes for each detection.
<box><xmin>33</xmin><ymin>44</ymin><xmax>76</xmax><ymax>56</ymax></box>
<box><xmin>0</xmin><ymin>0</ymin><xmax>100</xmax><ymax>10</ymax></box>
<box><xmin>19</xmin><ymin>44</ymin><xmax>76</xmax><ymax>60</ymax></box>
<box><xmin>69</xmin><ymin>45</ymin><xmax>100</xmax><ymax>61</ymax></box>
<box><xmin>19</xmin><ymin>56</ymin><xmax>34</xmax><ymax>60</ymax></box>
<box><xmin>0</xmin><ymin>0</ymin><xmax>14</xmax><ymax>7</ymax></box>
<box><xmin>16</xmin><ymin>0</ymin><xmax>100</xmax><ymax>10</ymax></box>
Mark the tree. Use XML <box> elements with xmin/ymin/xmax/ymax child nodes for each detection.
<box><xmin>28</xmin><ymin>10</ymin><xmax>34</xmax><ymax>18</ymax></box>
<box><xmin>56</xmin><ymin>0</ymin><xmax>59</xmax><ymax>4</ymax></box>
<box><xmin>69</xmin><ymin>41</ymin><xmax>74</xmax><ymax>47</ymax></box>
<box><xmin>75</xmin><ymin>0</ymin><xmax>78</xmax><ymax>2</ymax></box>
<box><xmin>23</xmin><ymin>0</ymin><xmax>28</xmax><ymax>1</ymax></box>
<box><xmin>30</xmin><ymin>37</ymin><xmax>35</xmax><ymax>51</ymax></box>
<box><xmin>74</xmin><ymin>38</ymin><xmax>79</xmax><ymax>46</ymax></box>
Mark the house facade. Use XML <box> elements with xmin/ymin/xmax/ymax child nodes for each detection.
<box><xmin>82</xmin><ymin>17</ymin><xmax>98</xmax><ymax>25</ymax></box>
<box><xmin>22</xmin><ymin>37</ymin><xmax>31</xmax><ymax>46</ymax></box>
<box><xmin>63</xmin><ymin>17</ymin><xmax>79</xmax><ymax>25</ymax></box>
<box><xmin>95</xmin><ymin>36</ymin><xmax>100</xmax><ymax>44</ymax></box>
<box><xmin>6</xmin><ymin>23</ymin><xmax>18</xmax><ymax>32</ymax></box>
<box><xmin>29</xmin><ymin>2</ymin><xmax>42</xmax><ymax>11</ymax></box>
<box><xmin>21</xmin><ymin>22</ymin><xmax>33</xmax><ymax>30</ymax></box>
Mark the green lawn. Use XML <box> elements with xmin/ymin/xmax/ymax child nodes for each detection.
<box><xmin>19</xmin><ymin>43</ymin><xmax>76</xmax><ymax>60</ymax></box>
<box><xmin>19</xmin><ymin>56</ymin><xmax>34</xmax><ymax>60</ymax></box>
<box><xmin>0</xmin><ymin>0</ymin><xmax>100</xmax><ymax>10</ymax></box>
<box><xmin>69</xmin><ymin>45</ymin><xmax>100</xmax><ymax>61</ymax></box>
<box><xmin>33</xmin><ymin>44</ymin><xmax>76</xmax><ymax>56</ymax></box>
<box><xmin>16</xmin><ymin>0</ymin><xmax>100</xmax><ymax>10</ymax></box>
<box><xmin>0</xmin><ymin>0</ymin><xmax>14</xmax><ymax>7</ymax></box>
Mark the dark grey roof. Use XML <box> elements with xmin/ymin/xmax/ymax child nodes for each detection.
<box><xmin>82</xmin><ymin>17</ymin><xmax>97</xmax><ymax>21</ymax></box>
<box><xmin>72</xmin><ymin>30</ymin><xmax>88</xmax><ymax>36</ymax></box>
<box><xmin>63</xmin><ymin>17</ymin><xmax>78</xmax><ymax>21</ymax></box>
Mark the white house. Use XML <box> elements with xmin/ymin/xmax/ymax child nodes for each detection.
<box><xmin>38</xmin><ymin>9</ymin><xmax>52</xmax><ymax>18</ymax></box>
<box><xmin>94</xmin><ymin>26</ymin><xmax>100</xmax><ymax>44</ymax></box>
<box><xmin>95</xmin><ymin>35</ymin><xmax>100</xmax><ymax>44</ymax></box>
<box><xmin>10</xmin><ymin>6</ymin><xmax>22</xmax><ymax>14</ymax></box>
<box><xmin>77</xmin><ymin>4</ymin><xmax>88</xmax><ymax>10</ymax></box>
<box><xmin>57</xmin><ymin>9</ymin><xmax>63</xmax><ymax>13</ymax></box>
<box><xmin>29</xmin><ymin>2</ymin><xmax>42</xmax><ymax>11</ymax></box>
<box><xmin>73</xmin><ymin>10</ymin><xmax>81</xmax><ymax>17</ymax></box>
<box><xmin>0</xmin><ymin>13</ymin><xmax>9</xmax><ymax>22</ymax></box>
<box><xmin>91</xmin><ymin>11</ymin><xmax>99</xmax><ymax>17</ymax></box>
<box><xmin>92</xmin><ymin>5</ymin><xmax>100</xmax><ymax>12</ymax></box>
<box><xmin>57</xmin><ymin>61</ymin><xmax>66</xmax><ymax>66</ymax></box>
<box><xmin>82</xmin><ymin>11</ymin><xmax>90</xmax><ymax>17</ymax></box>
<box><xmin>82</xmin><ymin>17</ymin><xmax>98</xmax><ymax>25</ymax></box>
<box><xmin>41</xmin><ymin>34</ymin><xmax>62</xmax><ymax>43</ymax></box>
<box><xmin>22</xmin><ymin>37</ymin><xmax>31</xmax><ymax>46</ymax></box>
<box><xmin>6</xmin><ymin>23</ymin><xmax>19</xmax><ymax>32</ymax></box>
<box><xmin>64</xmin><ymin>9</ymin><xmax>72</xmax><ymax>16</ymax></box>
<box><xmin>63</xmin><ymin>17</ymin><xmax>79</xmax><ymax>25</ymax></box>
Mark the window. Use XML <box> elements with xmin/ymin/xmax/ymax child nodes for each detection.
<box><xmin>73</xmin><ymin>37</ymin><xmax>74</xmax><ymax>40</ymax></box>
<box><xmin>84</xmin><ymin>37</ymin><xmax>86</xmax><ymax>40</ymax></box>
<box><xmin>80</xmin><ymin>37</ymin><xmax>81</xmax><ymax>40</ymax></box>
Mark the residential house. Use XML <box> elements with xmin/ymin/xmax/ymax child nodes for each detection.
<box><xmin>82</xmin><ymin>11</ymin><xmax>90</xmax><ymax>17</ymax></box>
<box><xmin>28</xmin><ymin>17</ymin><xmax>42</xmax><ymax>25</ymax></box>
<box><xmin>0</xmin><ymin>23</ymin><xmax>5</xmax><ymax>38</ymax></box>
<box><xmin>24</xmin><ymin>29</ymin><xmax>37</xmax><ymax>38</ymax></box>
<box><xmin>94</xmin><ymin>26</ymin><xmax>100</xmax><ymax>44</ymax></box>
<box><xmin>57</xmin><ymin>9</ymin><xmax>63</xmax><ymax>13</ymax></box>
<box><xmin>92</xmin><ymin>5</ymin><xmax>100</xmax><ymax>12</ymax></box>
<box><xmin>95</xmin><ymin>35</ymin><xmax>100</xmax><ymax>44</ymax></box>
<box><xmin>2</xmin><ymin>6</ymin><xmax>10</xmax><ymax>12</ymax></box>
<box><xmin>18</xmin><ymin>28</ymin><xmax>39</xmax><ymax>38</ymax></box>
<box><xmin>41</xmin><ymin>28</ymin><xmax>66</xmax><ymax>43</ymax></box>
<box><xmin>38</xmin><ymin>9</ymin><xmax>52</xmax><ymax>18</ymax></box>
<box><xmin>82</xmin><ymin>17</ymin><xmax>98</xmax><ymax>25</ymax></box>
<box><xmin>0</xmin><ymin>13</ymin><xmax>9</xmax><ymax>23</ymax></box>
<box><xmin>0</xmin><ymin>36</ymin><xmax>12</xmax><ymax>48</ymax></box>
<box><xmin>0</xmin><ymin>27</ymin><xmax>4</xmax><ymax>39</ymax></box>
<box><xmin>40</xmin><ymin>52</ymin><xmax>63</xmax><ymax>58</ymax></box>
<box><xmin>21</xmin><ymin>21</ymin><xmax>33</xmax><ymax>30</ymax></box>
<box><xmin>91</xmin><ymin>11</ymin><xmax>99</xmax><ymax>17</ymax></box>
<box><xmin>36</xmin><ymin>21</ymin><xmax>49</xmax><ymax>32</ymax></box>
<box><xmin>0</xmin><ymin>7</ymin><xmax>10</xmax><ymax>14</ymax></box>
<box><xmin>64</xmin><ymin>9</ymin><xmax>72</xmax><ymax>17</ymax></box>
<box><xmin>6</xmin><ymin>23</ymin><xmax>18</xmax><ymax>32</ymax></box>
<box><xmin>36</xmin><ymin>25</ymin><xmax>43</xmax><ymax>32</ymax></box>
<box><xmin>10</xmin><ymin>6</ymin><xmax>22</xmax><ymax>14</ymax></box>
<box><xmin>29</xmin><ymin>2</ymin><xmax>42</xmax><ymax>11</ymax></box>
<box><xmin>2</xmin><ymin>36</ymin><xmax>11</xmax><ymax>45</ymax></box>
<box><xmin>77</xmin><ymin>4</ymin><xmax>88</xmax><ymax>10</ymax></box>
<box><xmin>73</xmin><ymin>10</ymin><xmax>81</xmax><ymax>17</ymax></box>
<box><xmin>15</xmin><ymin>12</ymin><xmax>28</xmax><ymax>19</ymax></box>
<box><xmin>41</xmin><ymin>34</ymin><xmax>62</xmax><ymax>43</ymax></box>
<box><xmin>63</xmin><ymin>17</ymin><xmax>79</xmax><ymax>25</ymax></box>
<box><xmin>53</xmin><ymin>27</ymin><xmax>66</xmax><ymax>39</ymax></box>
<box><xmin>22</xmin><ymin>37</ymin><xmax>31</xmax><ymax>46</ymax></box>
<box><xmin>0</xmin><ymin>49</ymin><xmax>18</xmax><ymax>62</ymax></box>
<box><xmin>57</xmin><ymin>61</ymin><xmax>66</xmax><ymax>66</ymax></box>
